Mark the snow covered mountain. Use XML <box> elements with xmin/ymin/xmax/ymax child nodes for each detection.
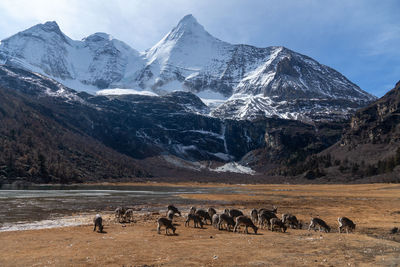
<box><xmin>0</xmin><ymin>15</ymin><xmax>376</xmax><ymax>121</ymax></box>
<box><xmin>0</xmin><ymin>21</ymin><xmax>144</xmax><ymax>94</ymax></box>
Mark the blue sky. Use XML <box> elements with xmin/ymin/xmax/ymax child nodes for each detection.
<box><xmin>0</xmin><ymin>0</ymin><xmax>398</xmax><ymax>97</ymax></box>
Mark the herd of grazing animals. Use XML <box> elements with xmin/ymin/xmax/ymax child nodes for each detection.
<box><xmin>92</xmin><ymin>205</ymin><xmax>356</xmax><ymax>237</ymax></box>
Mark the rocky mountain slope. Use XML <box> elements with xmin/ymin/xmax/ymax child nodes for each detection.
<box><xmin>0</xmin><ymin>65</ymin><xmax>345</xmax><ymax>182</ymax></box>
<box><xmin>329</xmin><ymin>80</ymin><xmax>400</xmax><ymax>164</ymax></box>
<box><xmin>279</xmin><ymin>81</ymin><xmax>400</xmax><ymax>181</ymax></box>
<box><xmin>0</xmin><ymin>15</ymin><xmax>376</xmax><ymax>122</ymax></box>
<box><xmin>0</xmin><ymin>79</ymin><xmax>149</xmax><ymax>185</ymax></box>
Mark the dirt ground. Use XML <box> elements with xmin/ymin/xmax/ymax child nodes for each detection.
<box><xmin>1</xmin><ymin>183</ymin><xmax>400</xmax><ymax>266</ymax></box>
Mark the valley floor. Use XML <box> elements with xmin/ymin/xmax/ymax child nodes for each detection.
<box><xmin>1</xmin><ymin>183</ymin><xmax>400</xmax><ymax>266</ymax></box>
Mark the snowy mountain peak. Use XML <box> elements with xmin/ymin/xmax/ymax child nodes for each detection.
<box><xmin>0</xmin><ymin>17</ymin><xmax>377</xmax><ymax>122</ymax></box>
<box><xmin>41</xmin><ymin>21</ymin><xmax>61</xmax><ymax>31</ymax></box>
<box><xmin>83</xmin><ymin>32</ymin><xmax>113</xmax><ymax>42</ymax></box>
<box><xmin>167</xmin><ymin>14</ymin><xmax>222</xmax><ymax>43</ymax></box>
<box><xmin>173</xmin><ymin>14</ymin><xmax>206</xmax><ymax>35</ymax></box>
<box><xmin>27</xmin><ymin>21</ymin><xmax>62</xmax><ymax>33</ymax></box>
<box><xmin>21</xmin><ymin>21</ymin><xmax>68</xmax><ymax>42</ymax></box>
<box><xmin>179</xmin><ymin>14</ymin><xmax>196</xmax><ymax>23</ymax></box>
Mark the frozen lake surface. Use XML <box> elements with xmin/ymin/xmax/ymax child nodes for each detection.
<box><xmin>0</xmin><ymin>184</ymin><xmax>237</xmax><ymax>231</ymax></box>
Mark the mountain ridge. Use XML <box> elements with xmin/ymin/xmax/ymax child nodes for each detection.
<box><xmin>0</xmin><ymin>16</ymin><xmax>376</xmax><ymax>122</ymax></box>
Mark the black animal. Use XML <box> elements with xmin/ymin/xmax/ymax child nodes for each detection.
<box><xmin>338</xmin><ymin>217</ymin><xmax>356</xmax><ymax>234</ymax></box>
<box><xmin>93</xmin><ymin>214</ymin><xmax>104</xmax><ymax>233</ymax></box>
<box><xmin>270</xmin><ymin>218</ymin><xmax>287</xmax><ymax>233</ymax></box>
<box><xmin>308</xmin><ymin>217</ymin><xmax>331</xmax><ymax>233</ymax></box>
<box><xmin>167</xmin><ymin>205</ymin><xmax>181</xmax><ymax>216</ymax></box>
<box><xmin>195</xmin><ymin>209</ymin><xmax>212</xmax><ymax>224</ymax></box>
<box><xmin>258</xmin><ymin>206</ymin><xmax>278</xmax><ymax>214</ymax></box>
<box><xmin>227</xmin><ymin>209</ymin><xmax>243</xmax><ymax>218</ymax></box>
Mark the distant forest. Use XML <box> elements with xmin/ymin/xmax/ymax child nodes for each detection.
<box><xmin>0</xmin><ymin>88</ymin><xmax>149</xmax><ymax>184</ymax></box>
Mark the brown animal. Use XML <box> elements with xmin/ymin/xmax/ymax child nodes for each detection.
<box><xmin>114</xmin><ymin>207</ymin><xmax>126</xmax><ymax>222</ymax></box>
<box><xmin>258</xmin><ymin>210</ymin><xmax>277</xmax><ymax>229</ymax></box>
<box><xmin>208</xmin><ymin>207</ymin><xmax>217</xmax><ymax>219</ymax></box>
<box><xmin>212</xmin><ymin>213</ymin><xmax>220</xmax><ymax>228</ymax></box>
<box><xmin>338</xmin><ymin>217</ymin><xmax>356</xmax><ymax>233</ymax></box>
<box><xmin>308</xmin><ymin>217</ymin><xmax>331</xmax><ymax>233</ymax></box>
<box><xmin>185</xmin><ymin>214</ymin><xmax>204</xmax><ymax>228</ymax></box>
<box><xmin>270</xmin><ymin>218</ymin><xmax>287</xmax><ymax>233</ymax></box>
<box><xmin>250</xmin><ymin>209</ymin><xmax>258</xmax><ymax>223</ymax></box>
<box><xmin>282</xmin><ymin>213</ymin><xmax>302</xmax><ymax>229</ymax></box>
<box><xmin>124</xmin><ymin>209</ymin><xmax>135</xmax><ymax>223</ymax></box>
<box><xmin>157</xmin><ymin>217</ymin><xmax>176</xmax><ymax>235</ymax></box>
<box><xmin>234</xmin><ymin>216</ymin><xmax>258</xmax><ymax>234</ymax></box>
<box><xmin>218</xmin><ymin>213</ymin><xmax>235</xmax><ymax>231</ymax></box>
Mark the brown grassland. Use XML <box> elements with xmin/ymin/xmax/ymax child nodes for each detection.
<box><xmin>1</xmin><ymin>183</ymin><xmax>400</xmax><ymax>266</ymax></box>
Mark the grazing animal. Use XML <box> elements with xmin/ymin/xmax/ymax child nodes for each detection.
<box><xmin>228</xmin><ymin>209</ymin><xmax>244</xmax><ymax>218</ymax></box>
<box><xmin>167</xmin><ymin>210</ymin><xmax>176</xmax><ymax>221</ymax></box>
<box><xmin>282</xmin><ymin>214</ymin><xmax>302</xmax><ymax>229</ymax></box>
<box><xmin>115</xmin><ymin>207</ymin><xmax>126</xmax><ymax>222</ymax></box>
<box><xmin>189</xmin><ymin>206</ymin><xmax>196</xmax><ymax>215</ymax></box>
<box><xmin>185</xmin><ymin>214</ymin><xmax>204</xmax><ymax>228</ymax></box>
<box><xmin>234</xmin><ymin>216</ymin><xmax>258</xmax><ymax>234</ymax></box>
<box><xmin>308</xmin><ymin>217</ymin><xmax>331</xmax><ymax>233</ymax></box>
<box><xmin>208</xmin><ymin>207</ymin><xmax>217</xmax><ymax>219</ymax></box>
<box><xmin>124</xmin><ymin>209</ymin><xmax>135</xmax><ymax>223</ymax></box>
<box><xmin>250</xmin><ymin>209</ymin><xmax>258</xmax><ymax>223</ymax></box>
<box><xmin>157</xmin><ymin>217</ymin><xmax>176</xmax><ymax>235</ymax></box>
<box><xmin>258</xmin><ymin>211</ymin><xmax>278</xmax><ymax>229</ymax></box>
<box><xmin>195</xmin><ymin>209</ymin><xmax>212</xmax><ymax>224</ymax></box>
<box><xmin>167</xmin><ymin>205</ymin><xmax>181</xmax><ymax>216</ymax></box>
<box><xmin>270</xmin><ymin>218</ymin><xmax>287</xmax><ymax>233</ymax></box>
<box><xmin>390</xmin><ymin>227</ymin><xmax>399</xmax><ymax>234</ymax></box>
<box><xmin>259</xmin><ymin>206</ymin><xmax>278</xmax><ymax>214</ymax></box>
<box><xmin>212</xmin><ymin>213</ymin><xmax>220</xmax><ymax>228</ymax></box>
<box><xmin>93</xmin><ymin>214</ymin><xmax>104</xmax><ymax>233</ymax></box>
<box><xmin>338</xmin><ymin>217</ymin><xmax>356</xmax><ymax>234</ymax></box>
<box><xmin>218</xmin><ymin>213</ymin><xmax>235</xmax><ymax>231</ymax></box>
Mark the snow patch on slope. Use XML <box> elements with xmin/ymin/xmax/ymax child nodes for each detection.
<box><xmin>211</xmin><ymin>162</ymin><xmax>256</xmax><ymax>175</ymax></box>
<box><xmin>97</xmin><ymin>88</ymin><xmax>158</xmax><ymax>96</ymax></box>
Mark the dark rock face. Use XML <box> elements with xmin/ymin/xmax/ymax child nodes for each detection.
<box><xmin>338</xmin><ymin>81</ymin><xmax>400</xmax><ymax>150</ymax></box>
<box><xmin>0</xmin><ymin>87</ymin><xmax>149</xmax><ymax>185</ymax></box>
<box><xmin>283</xmin><ymin>81</ymin><xmax>400</xmax><ymax>181</ymax></box>
<box><xmin>0</xmin><ymin>65</ymin><xmax>343</xmax><ymax>174</ymax></box>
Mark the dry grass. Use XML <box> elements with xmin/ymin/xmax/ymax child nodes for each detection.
<box><xmin>1</xmin><ymin>183</ymin><xmax>400</xmax><ymax>266</ymax></box>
